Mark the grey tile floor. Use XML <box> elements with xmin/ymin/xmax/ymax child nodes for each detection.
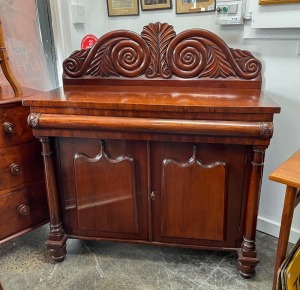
<box><xmin>0</xmin><ymin>225</ymin><xmax>284</xmax><ymax>290</ymax></box>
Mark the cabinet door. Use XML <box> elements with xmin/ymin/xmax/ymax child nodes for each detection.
<box><xmin>57</xmin><ymin>138</ymin><xmax>149</xmax><ymax>240</ymax></box>
<box><xmin>151</xmin><ymin>141</ymin><xmax>250</xmax><ymax>248</ymax></box>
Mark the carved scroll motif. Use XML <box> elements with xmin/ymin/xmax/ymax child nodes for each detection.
<box><xmin>166</xmin><ymin>30</ymin><xmax>261</xmax><ymax>79</ymax></box>
<box><xmin>63</xmin><ymin>22</ymin><xmax>262</xmax><ymax>80</ymax></box>
<box><xmin>27</xmin><ymin>113</ymin><xmax>41</xmax><ymax>128</ymax></box>
<box><xmin>63</xmin><ymin>31</ymin><xmax>151</xmax><ymax>78</ymax></box>
<box><xmin>259</xmin><ymin>122</ymin><xmax>273</xmax><ymax>139</ymax></box>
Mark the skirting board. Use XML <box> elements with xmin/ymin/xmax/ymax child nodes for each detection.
<box><xmin>257</xmin><ymin>216</ymin><xmax>300</xmax><ymax>244</ymax></box>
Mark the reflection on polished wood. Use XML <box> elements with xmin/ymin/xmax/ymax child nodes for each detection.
<box><xmin>23</xmin><ymin>22</ymin><xmax>280</xmax><ymax>278</ymax></box>
<box><xmin>160</xmin><ymin>145</ymin><xmax>227</xmax><ymax>241</ymax></box>
<box><xmin>0</xmin><ymin>18</ymin><xmax>22</xmax><ymax>95</ymax></box>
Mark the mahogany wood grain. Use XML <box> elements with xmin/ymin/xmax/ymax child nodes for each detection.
<box><xmin>39</xmin><ymin>138</ymin><xmax>60</xmax><ymax>231</ymax></box>
<box><xmin>56</xmin><ymin>138</ymin><xmax>149</xmax><ymax>240</ymax></box>
<box><xmin>23</xmin><ymin>86</ymin><xmax>279</xmax><ymax>114</ymax></box>
<box><xmin>151</xmin><ymin>142</ymin><xmax>250</xmax><ymax>248</ymax></box>
<box><xmin>29</xmin><ymin>113</ymin><xmax>273</xmax><ymax>138</ymax></box>
<box><xmin>0</xmin><ymin>86</ymin><xmax>48</xmax><ymax>244</ymax></box>
<box><xmin>160</xmin><ymin>150</ymin><xmax>227</xmax><ymax>241</ymax></box>
<box><xmin>0</xmin><ymin>141</ymin><xmax>44</xmax><ymax>192</ymax></box>
<box><xmin>238</xmin><ymin>147</ymin><xmax>265</xmax><ymax>277</ymax></box>
<box><xmin>0</xmin><ymin>106</ymin><xmax>35</xmax><ymax>148</ymax></box>
<box><xmin>39</xmin><ymin>137</ymin><xmax>67</xmax><ymax>261</ymax></box>
<box><xmin>0</xmin><ymin>182</ymin><xmax>48</xmax><ymax>240</ymax></box>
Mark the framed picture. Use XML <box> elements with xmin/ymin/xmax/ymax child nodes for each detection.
<box><xmin>140</xmin><ymin>0</ymin><xmax>172</xmax><ymax>11</ymax></box>
<box><xmin>107</xmin><ymin>0</ymin><xmax>139</xmax><ymax>16</ymax></box>
<box><xmin>176</xmin><ymin>0</ymin><xmax>215</xmax><ymax>14</ymax></box>
<box><xmin>259</xmin><ymin>0</ymin><xmax>300</xmax><ymax>4</ymax></box>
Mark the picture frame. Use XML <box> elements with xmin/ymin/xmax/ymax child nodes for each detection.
<box><xmin>259</xmin><ymin>0</ymin><xmax>300</xmax><ymax>4</ymax></box>
<box><xmin>140</xmin><ymin>0</ymin><xmax>172</xmax><ymax>11</ymax></box>
<box><xmin>176</xmin><ymin>0</ymin><xmax>215</xmax><ymax>14</ymax></box>
<box><xmin>107</xmin><ymin>0</ymin><xmax>139</xmax><ymax>16</ymax></box>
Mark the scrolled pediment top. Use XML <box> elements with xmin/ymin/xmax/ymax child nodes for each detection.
<box><xmin>63</xmin><ymin>22</ymin><xmax>262</xmax><ymax>84</ymax></box>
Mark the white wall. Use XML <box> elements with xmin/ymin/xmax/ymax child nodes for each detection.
<box><xmin>55</xmin><ymin>0</ymin><xmax>300</xmax><ymax>243</ymax></box>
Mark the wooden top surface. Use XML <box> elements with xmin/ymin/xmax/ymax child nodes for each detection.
<box><xmin>23</xmin><ymin>85</ymin><xmax>280</xmax><ymax>114</ymax></box>
<box><xmin>269</xmin><ymin>150</ymin><xmax>300</xmax><ymax>188</ymax></box>
<box><xmin>0</xmin><ymin>86</ymin><xmax>41</xmax><ymax>106</ymax></box>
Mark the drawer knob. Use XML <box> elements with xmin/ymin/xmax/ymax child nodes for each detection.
<box><xmin>3</xmin><ymin>122</ymin><xmax>15</xmax><ymax>133</ymax></box>
<box><xmin>10</xmin><ymin>163</ymin><xmax>22</xmax><ymax>175</ymax></box>
<box><xmin>17</xmin><ymin>204</ymin><xmax>30</xmax><ymax>216</ymax></box>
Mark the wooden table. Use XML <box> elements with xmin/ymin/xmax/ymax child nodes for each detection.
<box><xmin>269</xmin><ymin>150</ymin><xmax>300</xmax><ymax>290</ymax></box>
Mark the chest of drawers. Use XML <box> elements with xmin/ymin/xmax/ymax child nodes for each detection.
<box><xmin>0</xmin><ymin>87</ymin><xmax>48</xmax><ymax>243</ymax></box>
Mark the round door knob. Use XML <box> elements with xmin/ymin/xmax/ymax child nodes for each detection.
<box><xmin>3</xmin><ymin>122</ymin><xmax>15</xmax><ymax>133</ymax></box>
<box><xmin>17</xmin><ymin>204</ymin><xmax>30</xmax><ymax>216</ymax></box>
<box><xmin>10</xmin><ymin>163</ymin><xmax>22</xmax><ymax>175</ymax></box>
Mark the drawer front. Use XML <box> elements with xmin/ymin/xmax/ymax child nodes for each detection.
<box><xmin>0</xmin><ymin>141</ymin><xmax>44</xmax><ymax>192</ymax></box>
<box><xmin>0</xmin><ymin>182</ymin><xmax>49</xmax><ymax>241</ymax></box>
<box><xmin>0</xmin><ymin>105</ymin><xmax>34</xmax><ymax>148</ymax></box>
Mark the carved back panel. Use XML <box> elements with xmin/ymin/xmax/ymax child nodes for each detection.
<box><xmin>63</xmin><ymin>22</ymin><xmax>262</xmax><ymax>88</ymax></box>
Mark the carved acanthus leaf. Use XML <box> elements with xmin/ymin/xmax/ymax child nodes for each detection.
<box><xmin>86</xmin><ymin>40</ymin><xmax>119</xmax><ymax>77</ymax></box>
<box><xmin>200</xmin><ymin>44</ymin><xmax>236</xmax><ymax>78</ymax></box>
<box><xmin>141</xmin><ymin>22</ymin><xmax>176</xmax><ymax>79</ymax></box>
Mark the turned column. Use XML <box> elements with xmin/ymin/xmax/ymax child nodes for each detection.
<box><xmin>238</xmin><ymin>146</ymin><xmax>266</xmax><ymax>277</ymax></box>
<box><xmin>39</xmin><ymin>136</ymin><xmax>67</xmax><ymax>261</ymax></box>
<box><xmin>28</xmin><ymin>113</ymin><xmax>67</xmax><ymax>261</ymax></box>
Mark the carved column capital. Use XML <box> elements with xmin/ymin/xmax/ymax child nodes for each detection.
<box><xmin>27</xmin><ymin>113</ymin><xmax>41</xmax><ymax>128</ymax></box>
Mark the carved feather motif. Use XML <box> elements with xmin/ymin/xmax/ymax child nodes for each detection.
<box><xmin>86</xmin><ymin>40</ymin><xmax>119</xmax><ymax>77</ymax></box>
<box><xmin>200</xmin><ymin>44</ymin><xmax>236</xmax><ymax>78</ymax></box>
<box><xmin>141</xmin><ymin>22</ymin><xmax>176</xmax><ymax>79</ymax></box>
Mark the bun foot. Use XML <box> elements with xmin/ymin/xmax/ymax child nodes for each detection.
<box><xmin>237</xmin><ymin>248</ymin><xmax>260</xmax><ymax>278</ymax></box>
<box><xmin>45</xmin><ymin>234</ymin><xmax>67</xmax><ymax>262</ymax></box>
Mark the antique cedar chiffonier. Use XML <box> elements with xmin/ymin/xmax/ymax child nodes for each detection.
<box><xmin>24</xmin><ymin>23</ymin><xmax>280</xmax><ymax>277</ymax></box>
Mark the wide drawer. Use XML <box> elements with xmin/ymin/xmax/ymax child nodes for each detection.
<box><xmin>0</xmin><ymin>105</ymin><xmax>34</xmax><ymax>148</ymax></box>
<box><xmin>0</xmin><ymin>141</ymin><xmax>44</xmax><ymax>192</ymax></box>
<box><xmin>0</xmin><ymin>182</ymin><xmax>49</xmax><ymax>241</ymax></box>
